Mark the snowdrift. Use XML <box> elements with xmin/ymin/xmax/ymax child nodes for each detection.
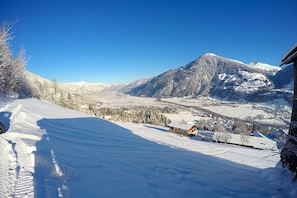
<box><xmin>0</xmin><ymin>99</ymin><xmax>296</xmax><ymax>197</ymax></box>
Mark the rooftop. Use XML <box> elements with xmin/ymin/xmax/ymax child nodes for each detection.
<box><xmin>281</xmin><ymin>43</ymin><xmax>297</xmax><ymax>66</ymax></box>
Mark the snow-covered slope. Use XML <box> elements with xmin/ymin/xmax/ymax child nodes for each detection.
<box><xmin>0</xmin><ymin>99</ymin><xmax>296</xmax><ymax>197</ymax></box>
<box><xmin>247</xmin><ymin>62</ymin><xmax>280</xmax><ymax>75</ymax></box>
<box><xmin>128</xmin><ymin>53</ymin><xmax>290</xmax><ymax>102</ymax></box>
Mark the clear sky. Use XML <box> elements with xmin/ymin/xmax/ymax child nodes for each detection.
<box><xmin>1</xmin><ymin>0</ymin><xmax>296</xmax><ymax>84</ymax></box>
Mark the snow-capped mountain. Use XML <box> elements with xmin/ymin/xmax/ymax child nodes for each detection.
<box><xmin>117</xmin><ymin>77</ymin><xmax>152</xmax><ymax>93</ymax></box>
<box><xmin>24</xmin><ymin>53</ymin><xmax>293</xmax><ymax>104</ymax></box>
<box><xmin>270</xmin><ymin>64</ymin><xmax>294</xmax><ymax>90</ymax></box>
<box><xmin>59</xmin><ymin>81</ymin><xmax>109</xmax><ymax>93</ymax></box>
<box><xmin>128</xmin><ymin>53</ymin><xmax>292</xmax><ymax>102</ymax></box>
<box><xmin>24</xmin><ymin>71</ymin><xmax>125</xmax><ymax>99</ymax></box>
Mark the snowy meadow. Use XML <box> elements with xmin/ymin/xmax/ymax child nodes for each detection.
<box><xmin>0</xmin><ymin>98</ymin><xmax>296</xmax><ymax>197</ymax></box>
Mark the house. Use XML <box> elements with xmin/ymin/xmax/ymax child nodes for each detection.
<box><xmin>167</xmin><ymin>121</ymin><xmax>198</xmax><ymax>136</ymax></box>
<box><xmin>102</xmin><ymin>115</ymin><xmax>112</xmax><ymax>121</ymax></box>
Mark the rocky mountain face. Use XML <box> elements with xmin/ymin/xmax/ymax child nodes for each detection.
<box><xmin>127</xmin><ymin>53</ymin><xmax>293</xmax><ymax>103</ymax></box>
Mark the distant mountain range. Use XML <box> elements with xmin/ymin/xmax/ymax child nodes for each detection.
<box><xmin>25</xmin><ymin>53</ymin><xmax>294</xmax><ymax>104</ymax></box>
<box><xmin>126</xmin><ymin>53</ymin><xmax>293</xmax><ymax>103</ymax></box>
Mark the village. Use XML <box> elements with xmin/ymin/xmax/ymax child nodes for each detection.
<box><xmin>167</xmin><ymin>120</ymin><xmax>278</xmax><ymax>150</ymax></box>
<box><xmin>96</xmin><ymin>95</ymin><xmax>289</xmax><ymax>151</ymax></box>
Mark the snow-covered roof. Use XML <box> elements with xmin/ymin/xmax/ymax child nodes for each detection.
<box><xmin>167</xmin><ymin>121</ymin><xmax>195</xmax><ymax>131</ymax></box>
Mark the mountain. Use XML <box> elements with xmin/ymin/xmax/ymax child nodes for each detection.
<box><xmin>270</xmin><ymin>64</ymin><xmax>294</xmax><ymax>90</ymax></box>
<box><xmin>0</xmin><ymin>98</ymin><xmax>296</xmax><ymax>197</ymax></box>
<box><xmin>24</xmin><ymin>71</ymin><xmax>133</xmax><ymax>98</ymax></box>
<box><xmin>23</xmin><ymin>53</ymin><xmax>293</xmax><ymax>104</ymax></box>
<box><xmin>117</xmin><ymin>77</ymin><xmax>152</xmax><ymax>93</ymax></box>
<box><xmin>127</xmin><ymin>53</ymin><xmax>292</xmax><ymax>102</ymax></box>
<box><xmin>59</xmin><ymin>81</ymin><xmax>109</xmax><ymax>94</ymax></box>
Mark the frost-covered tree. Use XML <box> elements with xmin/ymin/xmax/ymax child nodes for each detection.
<box><xmin>0</xmin><ymin>22</ymin><xmax>30</xmax><ymax>96</ymax></box>
<box><xmin>233</xmin><ymin>120</ymin><xmax>247</xmax><ymax>134</ymax></box>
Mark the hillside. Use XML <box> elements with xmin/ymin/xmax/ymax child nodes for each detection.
<box><xmin>128</xmin><ymin>53</ymin><xmax>292</xmax><ymax>102</ymax></box>
<box><xmin>0</xmin><ymin>98</ymin><xmax>296</xmax><ymax>197</ymax></box>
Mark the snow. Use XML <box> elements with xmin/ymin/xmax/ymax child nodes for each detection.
<box><xmin>239</xmin><ymin>70</ymin><xmax>268</xmax><ymax>81</ymax></box>
<box><xmin>217</xmin><ymin>69</ymin><xmax>274</xmax><ymax>94</ymax></box>
<box><xmin>204</xmin><ymin>52</ymin><xmax>216</xmax><ymax>56</ymax></box>
<box><xmin>233</xmin><ymin>70</ymin><xmax>272</xmax><ymax>93</ymax></box>
<box><xmin>247</xmin><ymin>62</ymin><xmax>280</xmax><ymax>74</ymax></box>
<box><xmin>0</xmin><ymin>98</ymin><xmax>296</xmax><ymax>197</ymax></box>
<box><xmin>163</xmin><ymin>97</ymin><xmax>290</xmax><ymax>126</ymax></box>
<box><xmin>121</xmin><ymin>123</ymin><xmax>278</xmax><ymax>169</ymax></box>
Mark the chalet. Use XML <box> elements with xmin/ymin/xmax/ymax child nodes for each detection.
<box><xmin>167</xmin><ymin>121</ymin><xmax>198</xmax><ymax>136</ymax></box>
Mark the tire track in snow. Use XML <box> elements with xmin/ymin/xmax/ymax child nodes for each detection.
<box><xmin>0</xmin><ymin>101</ymin><xmax>42</xmax><ymax>197</ymax></box>
<box><xmin>0</xmin><ymin>138</ymin><xmax>18</xmax><ymax>198</ymax></box>
<box><xmin>13</xmin><ymin>138</ymin><xmax>36</xmax><ymax>198</ymax></box>
<box><xmin>0</xmin><ymin>138</ymin><xmax>10</xmax><ymax>197</ymax></box>
<box><xmin>1</xmin><ymin>136</ymin><xmax>36</xmax><ymax>198</ymax></box>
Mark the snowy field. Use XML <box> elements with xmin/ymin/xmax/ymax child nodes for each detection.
<box><xmin>97</xmin><ymin>94</ymin><xmax>290</xmax><ymax>126</ymax></box>
<box><xmin>0</xmin><ymin>98</ymin><xmax>296</xmax><ymax>197</ymax></box>
<box><xmin>162</xmin><ymin>97</ymin><xmax>291</xmax><ymax>126</ymax></box>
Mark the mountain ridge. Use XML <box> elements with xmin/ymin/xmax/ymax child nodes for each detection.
<box><xmin>24</xmin><ymin>53</ymin><xmax>293</xmax><ymax>104</ymax></box>
<box><xmin>127</xmin><ymin>53</ymin><xmax>291</xmax><ymax>103</ymax></box>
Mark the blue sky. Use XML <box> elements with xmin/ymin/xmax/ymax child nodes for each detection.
<box><xmin>1</xmin><ymin>0</ymin><xmax>296</xmax><ymax>84</ymax></box>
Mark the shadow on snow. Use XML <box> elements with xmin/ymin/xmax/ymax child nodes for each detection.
<box><xmin>34</xmin><ymin>117</ymin><xmax>289</xmax><ymax>198</ymax></box>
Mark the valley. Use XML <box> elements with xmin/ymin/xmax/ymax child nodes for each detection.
<box><xmin>94</xmin><ymin>93</ymin><xmax>290</xmax><ymax>134</ymax></box>
<box><xmin>25</xmin><ymin>53</ymin><xmax>293</xmax><ymax>135</ymax></box>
